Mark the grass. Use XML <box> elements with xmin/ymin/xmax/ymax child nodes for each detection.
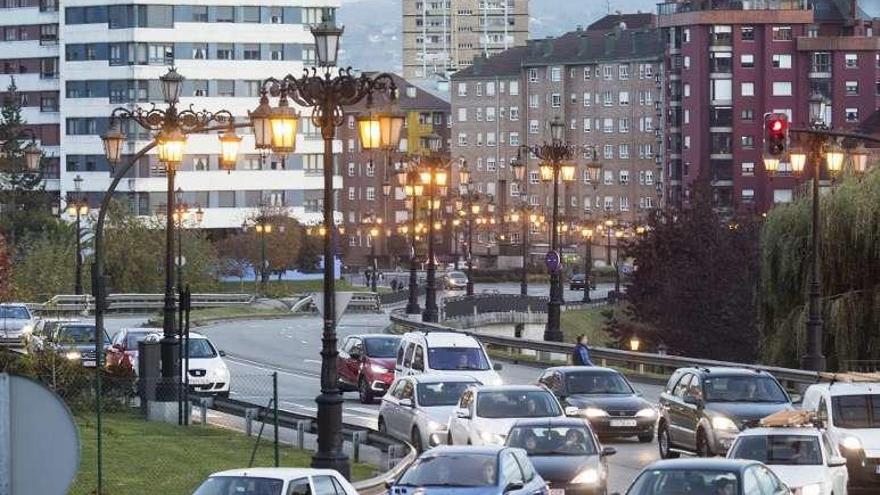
<box><xmin>145</xmin><ymin>305</ymin><xmax>295</xmax><ymax>328</ymax></box>
<box><xmin>72</xmin><ymin>412</ymin><xmax>375</xmax><ymax>495</ymax></box>
<box><xmin>560</xmin><ymin>305</ymin><xmax>616</xmax><ymax>346</ymax></box>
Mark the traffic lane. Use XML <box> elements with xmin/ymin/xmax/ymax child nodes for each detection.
<box><xmin>443</xmin><ymin>282</ymin><xmax>615</xmax><ymax>302</ymax></box>
<box><xmin>604</xmin><ymin>438</ymin><xmax>658</xmax><ymax>493</ymax></box>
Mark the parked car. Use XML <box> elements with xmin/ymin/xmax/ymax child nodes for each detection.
<box><xmin>336</xmin><ymin>334</ymin><xmax>400</xmax><ymax>404</ymax></box>
<box><xmin>0</xmin><ymin>303</ymin><xmax>37</xmax><ymax>347</ymax></box>
<box><xmin>444</xmin><ymin>271</ymin><xmax>469</xmax><ymax>290</ymax></box>
<box><xmin>48</xmin><ymin>323</ymin><xmax>111</xmax><ymax>367</ymax></box>
<box><xmin>727</xmin><ymin>425</ymin><xmax>848</xmax><ymax>495</ymax></box>
<box><xmin>657</xmin><ymin>367</ymin><xmax>793</xmax><ymax>458</ymax></box>
<box><xmin>183</xmin><ymin>332</ymin><xmax>231</xmax><ymax>397</ymax></box>
<box><xmin>378</xmin><ymin>374</ymin><xmax>479</xmax><ymax>452</ymax></box>
<box><xmin>25</xmin><ymin>318</ymin><xmax>80</xmax><ymax>351</ymax></box>
<box><xmin>192</xmin><ymin>468</ymin><xmax>357</xmax><ymax>495</ymax></box>
<box><xmin>802</xmin><ymin>380</ymin><xmax>880</xmax><ymax>489</ymax></box>
<box><xmin>106</xmin><ymin>327</ymin><xmax>163</xmax><ymax>373</ymax></box>
<box><xmin>568</xmin><ymin>274</ymin><xmax>595</xmax><ymax>291</ymax></box>
<box><xmin>395</xmin><ymin>331</ymin><xmax>502</xmax><ymax>386</ymax></box>
<box><xmin>538</xmin><ymin>366</ymin><xmax>657</xmax><ymax>442</ymax></box>
<box><xmin>448</xmin><ymin>385</ymin><xmax>567</xmax><ymax>446</ymax></box>
<box><xmin>621</xmin><ymin>458</ymin><xmax>791</xmax><ymax>495</ymax></box>
<box><xmin>388</xmin><ymin>445</ymin><xmax>548</xmax><ymax>495</ymax></box>
<box><xmin>506</xmin><ymin>417</ymin><xmax>616</xmax><ymax>495</ymax></box>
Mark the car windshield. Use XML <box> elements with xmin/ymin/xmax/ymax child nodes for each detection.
<box><xmin>831</xmin><ymin>394</ymin><xmax>880</xmax><ymax>428</ymax></box>
<box><xmin>397</xmin><ymin>453</ymin><xmax>497</xmax><ymax>487</ymax></box>
<box><xmin>57</xmin><ymin>325</ymin><xmax>109</xmax><ymax>344</ymax></box>
<box><xmin>364</xmin><ymin>337</ymin><xmax>400</xmax><ymax>358</ymax></box>
<box><xmin>566</xmin><ymin>371</ymin><xmax>634</xmax><ymax>395</ymax></box>
<box><xmin>191</xmin><ymin>476</ymin><xmax>283</xmax><ymax>495</ymax></box>
<box><xmin>428</xmin><ymin>347</ymin><xmax>490</xmax><ymax>371</ymax></box>
<box><xmin>450</xmin><ymin>272</ymin><xmax>466</xmax><ymax>280</ymax></box>
<box><xmin>187</xmin><ymin>339</ymin><xmax>217</xmax><ymax>359</ymax></box>
<box><xmin>508</xmin><ymin>425</ymin><xmax>597</xmax><ymax>456</ymax></box>
<box><xmin>476</xmin><ymin>390</ymin><xmax>562</xmax><ymax>418</ymax></box>
<box><xmin>125</xmin><ymin>331</ymin><xmax>160</xmax><ymax>348</ymax></box>
<box><xmin>0</xmin><ymin>306</ymin><xmax>30</xmax><ymax>319</ymax></box>
<box><xmin>729</xmin><ymin>434</ymin><xmax>822</xmax><ymax>465</ymax></box>
<box><xmin>572</xmin><ymin>274</ymin><xmax>585</xmax><ymax>280</ymax></box>
<box><xmin>627</xmin><ymin>469</ymin><xmax>739</xmax><ymax>495</ymax></box>
<box><xmin>703</xmin><ymin>376</ymin><xmax>788</xmax><ymax>403</ymax></box>
<box><xmin>417</xmin><ymin>381</ymin><xmax>476</xmax><ymax>407</ymax></box>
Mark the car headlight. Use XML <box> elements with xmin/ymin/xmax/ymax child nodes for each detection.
<box><xmin>635</xmin><ymin>408</ymin><xmax>657</xmax><ymax>418</ymax></box>
<box><xmin>571</xmin><ymin>468</ymin><xmax>599</xmax><ymax>484</ymax></box>
<box><xmin>711</xmin><ymin>416</ymin><xmax>739</xmax><ymax>431</ymax></box>
<box><xmin>841</xmin><ymin>436</ymin><xmax>862</xmax><ymax>451</ymax></box>
<box><xmin>65</xmin><ymin>351</ymin><xmax>82</xmax><ymax>361</ymax></box>
<box><xmin>798</xmin><ymin>483</ymin><xmax>822</xmax><ymax>495</ymax></box>
<box><xmin>427</xmin><ymin>420</ymin><xmax>446</xmax><ymax>432</ymax></box>
<box><xmin>480</xmin><ymin>431</ymin><xmax>506</xmax><ymax>445</ymax></box>
<box><xmin>370</xmin><ymin>364</ymin><xmax>390</xmax><ymax>374</ymax></box>
<box><xmin>583</xmin><ymin>407</ymin><xmax>608</xmax><ymax>418</ymax></box>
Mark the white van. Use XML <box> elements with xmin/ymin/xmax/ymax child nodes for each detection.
<box><xmin>394</xmin><ymin>331</ymin><xmax>502</xmax><ymax>386</ymax></box>
<box><xmin>802</xmin><ymin>380</ymin><xmax>880</xmax><ymax>489</ymax></box>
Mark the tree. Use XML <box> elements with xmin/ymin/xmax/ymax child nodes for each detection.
<box><xmin>9</xmin><ymin>226</ymin><xmax>76</xmax><ymax>302</ymax></box>
<box><xmin>624</xmin><ymin>177</ymin><xmax>761</xmax><ymax>362</ymax></box>
<box><xmin>0</xmin><ymin>233</ymin><xmax>11</xmax><ymax>301</ymax></box>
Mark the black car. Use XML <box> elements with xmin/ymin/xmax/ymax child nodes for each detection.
<box><xmin>619</xmin><ymin>458</ymin><xmax>791</xmax><ymax>495</ymax></box>
<box><xmin>569</xmin><ymin>274</ymin><xmax>595</xmax><ymax>291</ymax></box>
<box><xmin>657</xmin><ymin>367</ymin><xmax>793</xmax><ymax>459</ymax></box>
<box><xmin>538</xmin><ymin>366</ymin><xmax>657</xmax><ymax>442</ymax></box>
<box><xmin>506</xmin><ymin>417</ymin><xmax>615</xmax><ymax>495</ymax></box>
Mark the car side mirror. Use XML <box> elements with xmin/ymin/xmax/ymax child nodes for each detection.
<box><xmin>349</xmin><ymin>352</ymin><xmax>361</xmax><ymax>360</ymax></box>
<box><xmin>683</xmin><ymin>395</ymin><xmax>700</xmax><ymax>406</ymax></box>
<box><xmin>564</xmin><ymin>406</ymin><xmax>579</xmax><ymax>417</ymax></box>
<box><xmin>789</xmin><ymin>393</ymin><xmax>802</xmax><ymax>405</ymax></box>
<box><xmin>602</xmin><ymin>446</ymin><xmax>617</xmax><ymax>457</ymax></box>
<box><xmin>493</xmin><ymin>362</ymin><xmax>503</xmax><ymax>371</ymax></box>
<box><xmin>384</xmin><ymin>480</ymin><xmax>394</xmax><ymax>489</ymax></box>
<box><xmin>455</xmin><ymin>407</ymin><xmax>471</xmax><ymax>419</ymax></box>
<box><xmin>503</xmin><ymin>481</ymin><xmax>524</xmax><ymax>493</ymax></box>
<box><xmin>828</xmin><ymin>456</ymin><xmax>847</xmax><ymax>467</ymax></box>
<box><xmin>399</xmin><ymin>398</ymin><xmax>414</xmax><ymax>408</ymax></box>
<box><xmin>218</xmin><ymin>350</ymin><xmax>226</xmax><ymax>357</ymax></box>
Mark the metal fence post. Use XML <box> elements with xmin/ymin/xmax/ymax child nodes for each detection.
<box><xmin>352</xmin><ymin>431</ymin><xmax>363</xmax><ymax>463</ymax></box>
<box><xmin>296</xmin><ymin>420</ymin><xmax>306</xmax><ymax>450</ymax></box>
<box><xmin>273</xmin><ymin>372</ymin><xmax>279</xmax><ymax>468</ymax></box>
<box><xmin>245</xmin><ymin>408</ymin><xmax>258</xmax><ymax>436</ymax></box>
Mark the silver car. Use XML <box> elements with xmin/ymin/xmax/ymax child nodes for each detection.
<box><xmin>378</xmin><ymin>374</ymin><xmax>478</xmax><ymax>452</ymax></box>
<box><xmin>0</xmin><ymin>304</ymin><xmax>37</xmax><ymax>347</ymax></box>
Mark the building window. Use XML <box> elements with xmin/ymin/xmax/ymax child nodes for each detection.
<box><xmin>509</xmin><ymin>80</ymin><xmax>519</xmax><ymax>95</ymax></box>
<box><xmin>741</xmin><ymin>26</ymin><xmax>754</xmax><ymax>41</ymax></box>
<box><xmin>457</xmin><ymin>108</ymin><xmax>467</xmax><ymax>122</ymax></box>
<box><xmin>528</xmin><ymin>68</ymin><xmax>538</xmax><ymax>82</ymax></box>
<box><xmin>845</xmin><ymin>108</ymin><xmax>859</xmax><ymax>122</ymax></box>
<box><xmin>347</xmin><ymin>162</ymin><xmax>355</xmax><ymax>176</ymax></box>
<box><xmin>845</xmin><ymin>81</ymin><xmax>859</xmax><ymax>96</ymax></box>
<box><xmin>270</xmin><ymin>44</ymin><xmax>283</xmax><ymax>61</ymax></box>
<box><xmin>741</xmin><ymin>162</ymin><xmax>755</xmax><ymax>176</ymax></box>
<box><xmin>528</xmin><ymin>94</ymin><xmax>539</xmax><ymax>108</ymax></box>
<box><xmin>618</xmin><ymin>91</ymin><xmax>629</xmax><ymax>106</ymax></box>
<box><xmin>772</xmin><ymin>82</ymin><xmax>792</xmax><ymax>96</ymax></box>
<box><xmin>772</xmin><ymin>26</ymin><xmax>792</xmax><ymax>41</ymax></box>
<box><xmin>741</xmin><ymin>82</ymin><xmax>755</xmax><ymax>97</ymax></box>
<box><xmin>457</xmin><ymin>133</ymin><xmax>468</xmax><ymax>146</ymax></box>
<box><xmin>217</xmin><ymin>80</ymin><xmax>234</xmax><ymax>97</ymax></box>
<box><xmin>476</xmin><ymin>83</ymin><xmax>482</xmax><ymax>96</ymax></box>
<box><xmin>740</xmin><ymin>54</ymin><xmax>754</xmax><ymax>68</ymax></box>
<box><xmin>509</xmin><ymin>132</ymin><xmax>519</xmax><ymax>146</ymax></box>
<box><xmin>242</xmin><ymin>6</ymin><xmax>260</xmax><ymax>23</ymax></box>
<box><xmin>772</xmin><ymin>54</ymin><xmax>792</xmax><ymax>69</ymax></box>
<box><xmin>529</xmin><ymin>120</ymin><xmax>539</xmax><ymax>134</ymax></box>
<box><xmin>619</xmin><ymin>145</ymin><xmax>629</xmax><ymax>159</ymax></box>
<box><xmin>774</xmin><ymin>189</ymin><xmax>793</xmax><ymax>204</ymax></box>
<box><xmin>582</xmin><ymin>92</ymin><xmax>591</xmax><ymax>107</ymax></box>
<box><xmin>618</xmin><ymin>64</ymin><xmax>629</xmax><ymax>80</ymax></box>
<box><xmin>845</xmin><ymin>53</ymin><xmax>858</xmax><ymax>68</ymax></box>
<box><xmin>741</xmin><ymin>108</ymin><xmax>754</xmax><ymax>121</ymax></box>
<box><xmin>582</xmin><ymin>119</ymin><xmax>591</xmax><ymax>133</ymax></box>
<box><xmin>457</xmin><ymin>82</ymin><xmax>467</xmax><ymax>96</ymax></box>
<box><xmin>742</xmin><ymin>189</ymin><xmax>755</xmax><ymax>202</ymax></box>
<box><xmin>603</xmin><ymin>65</ymin><xmax>613</xmax><ymax>80</ymax></box>
<box><xmin>583</xmin><ymin>67</ymin><xmax>591</xmax><ymax>80</ymax></box>
<box><xmin>486</xmin><ymin>107</ymin><xmax>495</xmax><ymax>122</ymax></box>
<box><xmin>741</xmin><ymin>135</ymin><xmax>754</xmax><ymax>149</ymax></box>
<box><xmin>216</xmin><ymin>6</ymin><xmax>235</xmax><ymax>22</ymax></box>
<box><xmin>603</xmin><ymin>145</ymin><xmax>613</xmax><ymax>160</ymax></box>
<box><xmin>550</xmin><ymin>66</ymin><xmax>562</xmax><ymax>82</ymax></box>
<box><xmin>603</xmin><ymin>91</ymin><xmax>613</xmax><ymax>106</ymax></box>
<box><xmin>509</xmin><ymin>107</ymin><xmax>519</xmax><ymax>121</ymax></box>
<box><xmin>270</xmin><ymin>7</ymin><xmax>283</xmax><ymax>23</ymax></box>
<box><xmin>366</xmin><ymin>187</ymin><xmax>376</xmax><ymax>201</ymax></box>
<box><xmin>603</xmin><ymin>118</ymin><xmax>613</xmax><ymax>133</ymax></box>
<box><xmin>551</xmin><ymin>93</ymin><xmax>561</xmax><ymax>107</ymax></box>
<box><xmin>243</xmin><ymin>44</ymin><xmax>261</xmax><ymax>60</ymax></box>
<box><xmin>216</xmin><ymin>44</ymin><xmax>234</xmax><ymax>60</ymax></box>
<box><xmin>618</xmin><ymin>118</ymin><xmax>630</xmax><ymax>133</ymax></box>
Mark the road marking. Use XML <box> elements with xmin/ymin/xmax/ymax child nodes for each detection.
<box><xmin>225</xmin><ymin>355</ymin><xmax>320</xmax><ymax>380</ymax></box>
<box><xmin>347</xmin><ymin>406</ymin><xmax>379</xmax><ymax>414</ymax></box>
<box><xmin>303</xmin><ymin>359</ymin><xmax>321</xmax><ymax>365</ymax></box>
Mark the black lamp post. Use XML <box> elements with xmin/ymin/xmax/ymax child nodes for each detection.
<box><xmin>67</xmin><ymin>174</ymin><xmax>89</xmax><ymax>295</ymax></box>
<box><xmin>580</xmin><ymin>226</ymin><xmax>593</xmax><ymax>303</ymax></box>
<box><xmin>398</xmin><ymin>164</ymin><xmax>423</xmax><ymax>314</ymax></box>
<box><xmin>361</xmin><ymin>212</ymin><xmax>383</xmax><ymax>292</ymax></box>
<box><xmin>525</xmin><ymin>118</ymin><xmax>576</xmax><ymax>343</ymax></box>
<box><xmin>249</xmin><ymin>10</ymin><xmax>398</xmax><ymax>476</ymax></box>
<box><xmin>457</xmin><ymin>164</ymin><xmax>485</xmax><ymax>297</ymax></box>
<box><xmin>416</xmin><ymin>136</ymin><xmax>448</xmax><ymax>323</ymax></box>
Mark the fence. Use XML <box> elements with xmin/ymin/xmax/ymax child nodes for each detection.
<box><xmin>31</xmin><ymin>293</ymin><xmax>254</xmax><ymax>316</ymax></box>
<box><xmin>443</xmin><ymin>294</ymin><xmax>549</xmax><ymax>319</ymax></box>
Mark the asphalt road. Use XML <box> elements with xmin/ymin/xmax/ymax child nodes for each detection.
<box><xmin>196</xmin><ymin>312</ymin><xmax>663</xmax><ymax>493</ymax></box>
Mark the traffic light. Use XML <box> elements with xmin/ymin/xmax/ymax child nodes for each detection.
<box><xmin>764</xmin><ymin>113</ymin><xmax>789</xmax><ymax>157</ymax></box>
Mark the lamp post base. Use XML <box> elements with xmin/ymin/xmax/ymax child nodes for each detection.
<box><xmin>544</xmin><ymin>301</ymin><xmax>564</xmax><ymax>342</ymax></box>
<box><xmin>311</xmin><ymin>392</ymin><xmax>351</xmax><ymax>480</ymax></box>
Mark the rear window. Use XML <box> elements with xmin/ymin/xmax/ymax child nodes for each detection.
<box><xmin>428</xmin><ymin>347</ymin><xmax>489</xmax><ymax>371</ymax></box>
<box><xmin>730</xmin><ymin>435</ymin><xmax>823</xmax><ymax>465</ymax></box>
<box><xmin>0</xmin><ymin>306</ymin><xmax>30</xmax><ymax>319</ymax></box>
<box><xmin>832</xmin><ymin>394</ymin><xmax>880</xmax><ymax>428</ymax></box>
<box><xmin>126</xmin><ymin>331</ymin><xmax>159</xmax><ymax>348</ymax></box>
<box><xmin>476</xmin><ymin>390</ymin><xmax>561</xmax><ymax>418</ymax></box>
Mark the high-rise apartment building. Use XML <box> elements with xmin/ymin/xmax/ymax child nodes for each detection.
<box><xmin>1</xmin><ymin>1</ymin><xmax>340</xmax><ymax>230</ymax></box>
<box><xmin>658</xmin><ymin>0</ymin><xmax>880</xmax><ymax>212</ymax></box>
<box><xmin>403</xmin><ymin>0</ymin><xmax>529</xmax><ymax>80</ymax></box>
<box><xmin>451</xmin><ymin>15</ymin><xmax>665</xmax><ymax>262</ymax></box>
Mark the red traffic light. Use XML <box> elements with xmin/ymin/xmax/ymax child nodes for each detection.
<box><xmin>770</xmin><ymin>120</ymin><xmax>784</xmax><ymax>132</ymax></box>
<box><xmin>766</xmin><ymin>115</ymin><xmax>788</xmax><ymax>136</ymax></box>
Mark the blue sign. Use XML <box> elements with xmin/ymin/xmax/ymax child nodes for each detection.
<box><xmin>545</xmin><ymin>250</ymin><xmax>561</xmax><ymax>273</ymax></box>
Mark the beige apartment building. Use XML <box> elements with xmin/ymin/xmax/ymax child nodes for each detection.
<box><xmin>403</xmin><ymin>0</ymin><xmax>529</xmax><ymax>79</ymax></box>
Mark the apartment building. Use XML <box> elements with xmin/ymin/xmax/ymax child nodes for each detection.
<box><xmin>0</xmin><ymin>0</ymin><xmax>341</xmax><ymax>230</ymax></box>
<box><xmin>658</xmin><ymin>0</ymin><xmax>880</xmax><ymax>212</ymax></box>
<box><xmin>337</xmin><ymin>75</ymin><xmax>451</xmax><ymax>267</ymax></box>
<box><xmin>403</xmin><ymin>0</ymin><xmax>529</xmax><ymax>79</ymax></box>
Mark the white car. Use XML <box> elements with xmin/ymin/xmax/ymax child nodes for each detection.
<box><xmin>184</xmin><ymin>332</ymin><xmax>231</xmax><ymax>397</ymax></box>
<box><xmin>727</xmin><ymin>426</ymin><xmax>848</xmax><ymax>495</ymax></box>
<box><xmin>803</xmin><ymin>381</ymin><xmax>880</xmax><ymax>489</ymax></box>
<box><xmin>191</xmin><ymin>468</ymin><xmax>356</xmax><ymax>495</ymax></box>
<box><xmin>378</xmin><ymin>374</ymin><xmax>479</xmax><ymax>452</ymax></box>
<box><xmin>395</xmin><ymin>331</ymin><xmax>502</xmax><ymax>386</ymax></box>
<box><xmin>0</xmin><ymin>303</ymin><xmax>37</xmax><ymax>346</ymax></box>
<box><xmin>447</xmin><ymin>385</ymin><xmax>567</xmax><ymax>446</ymax></box>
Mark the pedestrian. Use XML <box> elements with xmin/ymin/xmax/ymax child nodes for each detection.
<box><xmin>572</xmin><ymin>334</ymin><xmax>594</xmax><ymax>366</ymax></box>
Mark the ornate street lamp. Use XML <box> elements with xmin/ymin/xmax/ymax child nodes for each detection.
<box><xmin>268</xmin><ymin>95</ymin><xmax>299</xmax><ymax>155</ymax></box>
<box><xmin>219</xmin><ymin>124</ymin><xmax>243</xmax><ymax>173</ymax></box>
<box><xmin>101</xmin><ymin>120</ymin><xmax>125</xmax><ymax>165</ymax></box>
<box><xmin>23</xmin><ymin>142</ymin><xmax>42</xmax><ymax>172</ymax></box>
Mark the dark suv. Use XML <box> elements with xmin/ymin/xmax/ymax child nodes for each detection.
<box><xmin>657</xmin><ymin>367</ymin><xmax>792</xmax><ymax>458</ymax></box>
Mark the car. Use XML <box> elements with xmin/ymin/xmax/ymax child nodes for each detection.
<box><xmin>183</xmin><ymin>332</ymin><xmax>231</xmax><ymax>397</ymax></box>
<box><xmin>569</xmin><ymin>274</ymin><xmax>591</xmax><ymax>291</ymax></box>
<box><xmin>388</xmin><ymin>445</ymin><xmax>548</xmax><ymax>495</ymax></box>
<box><xmin>657</xmin><ymin>367</ymin><xmax>792</xmax><ymax>458</ymax></box>
<box><xmin>48</xmin><ymin>323</ymin><xmax>111</xmax><ymax>367</ymax></box>
<box><xmin>0</xmin><ymin>303</ymin><xmax>37</xmax><ymax>347</ymax></box>
<box><xmin>25</xmin><ymin>318</ymin><xmax>80</xmax><ymax>351</ymax></box>
<box><xmin>444</xmin><ymin>271</ymin><xmax>469</xmax><ymax>290</ymax></box>
<box><xmin>191</xmin><ymin>468</ymin><xmax>357</xmax><ymax>495</ymax></box>
<box><xmin>336</xmin><ymin>334</ymin><xmax>400</xmax><ymax>404</ymax></box>
<box><xmin>395</xmin><ymin>331</ymin><xmax>502</xmax><ymax>386</ymax></box>
<box><xmin>802</xmin><ymin>380</ymin><xmax>880</xmax><ymax>488</ymax></box>
<box><xmin>506</xmin><ymin>417</ymin><xmax>616</xmax><ymax>495</ymax></box>
<box><xmin>106</xmin><ymin>327</ymin><xmax>163</xmax><ymax>373</ymax></box>
<box><xmin>378</xmin><ymin>374</ymin><xmax>479</xmax><ymax>452</ymax></box>
<box><xmin>727</xmin><ymin>425</ymin><xmax>848</xmax><ymax>495</ymax></box>
<box><xmin>538</xmin><ymin>366</ymin><xmax>657</xmax><ymax>442</ymax></box>
<box><xmin>620</xmin><ymin>458</ymin><xmax>792</xmax><ymax>495</ymax></box>
<box><xmin>448</xmin><ymin>385</ymin><xmax>567</xmax><ymax>446</ymax></box>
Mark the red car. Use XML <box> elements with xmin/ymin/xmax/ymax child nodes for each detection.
<box><xmin>337</xmin><ymin>334</ymin><xmax>400</xmax><ymax>404</ymax></box>
<box><xmin>106</xmin><ymin>328</ymin><xmax>162</xmax><ymax>374</ymax></box>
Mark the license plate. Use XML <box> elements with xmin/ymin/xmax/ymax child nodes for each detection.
<box><xmin>609</xmin><ymin>419</ymin><xmax>637</xmax><ymax>427</ymax></box>
<box><xmin>549</xmin><ymin>489</ymin><xmax>565</xmax><ymax>495</ymax></box>
<box><xmin>82</xmin><ymin>360</ymin><xmax>96</xmax><ymax>368</ymax></box>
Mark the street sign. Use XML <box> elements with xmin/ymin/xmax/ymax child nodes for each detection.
<box><xmin>545</xmin><ymin>250</ymin><xmax>561</xmax><ymax>273</ymax></box>
<box><xmin>176</xmin><ymin>255</ymin><xmax>187</xmax><ymax>267</ymax></box>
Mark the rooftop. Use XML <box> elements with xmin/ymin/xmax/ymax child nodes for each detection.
<box><xmin>452</xmin><ymin>46</ymin><xmax>528</xmax><ymax>80</ymax></box>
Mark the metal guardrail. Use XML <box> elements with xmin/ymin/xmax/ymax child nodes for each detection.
<box><xmin>389</xmin><ymin>312</ymin><xmax>821</xmax><ymax>391</ymax></box>
<box><xmin>31</xmin><ymin>293</ymin><xmax>254</xmax><ymax>315</ymax></box>
<box><xmin>444</xmin><ymin>294</ymin><xmax>549</xmax><ymax>318</ymax></box>
<box><xmin>293</xmin><ymin>292</ymin><xmax>383</xmax><ymax>314</ymax></box>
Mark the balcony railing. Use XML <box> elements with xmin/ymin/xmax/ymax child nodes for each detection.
<box><xmin>659</xmin><ymin>0</ymin><xmax>807</xmax><ymax>15</ymax></box>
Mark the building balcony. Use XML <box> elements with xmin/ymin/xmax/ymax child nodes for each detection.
<box><xmin>657</xmin><ymin>1</ymin><xmax>812</xmax><ymax>27</ymax></box>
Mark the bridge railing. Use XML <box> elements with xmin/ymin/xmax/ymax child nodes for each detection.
<box><xmin>31</xmin><ymin>293</ymin><xmax>254</xmax><ymax>315</ymax></box>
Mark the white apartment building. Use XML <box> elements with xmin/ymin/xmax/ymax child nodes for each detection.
<box><xmin>1</xmin><ymin>0</ymin><xmax>341</xmax><ymax>230</ymax></box>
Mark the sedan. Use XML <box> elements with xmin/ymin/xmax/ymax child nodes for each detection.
<box><xmin>184</xmin><ymin>332</ymin><xmax>231</xmax><ymax>397</ymax></box>
<box><xmin>389</xmin><ymin>445</ymin><xmax>548</xmax><ymax>495</ymax></box>
<box><xmin>0</xmin><ymin>303</ymin><xmax>36</xmax><ymax>347</ymax></box>
<box><xmin>379</xmin><ymin>374</ymin><xmax>479</xmax><ymax>452</ymax></box>
<box><xmin>621</xmin><ymin>458</ymin><xmax>791</xmax><ymax>495</ymax></box>
<box><xmin>192</xmin><ymin>468</ymin><xmax>357</xmax><ymax>495</ymax></box>
<box><xmin>444</xmin><ymin>271</ymin><xmax>469</xmax><ymax>290</ymax></box>
<box><xmin>538</xmin><ymin>366</ymin><xmax>656</xmax><ymax>442</ymax></box>
<box><xmin>507</xmin><ymin>417</ymin><xmax>616</xmax><ymax>495</ymax></box>
<box><xmin>49</xmin><ymin>323</ymin><xmax>111</xmax><ymax>367</ymax></box>
<box><xmin>569</xmin><ymin>274</ymin><xmax>591</xmax><ymax>291</ymax></box>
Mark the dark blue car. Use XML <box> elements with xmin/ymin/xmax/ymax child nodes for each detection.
<box><xmin>388</xmin><ymin>445</ymin><xmax>549</xmax><ymax>495</ymax></box>
<box><xmin>620</xmin><ymin>458</ymin><xmax>792</xmax><ymax>495</ymax></box>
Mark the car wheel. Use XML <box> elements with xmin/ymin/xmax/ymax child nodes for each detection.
<box><xmin>658</xmin><ymin>422</ymin><xmax>679</xmax><ymax>459</ymax></box>
<box><xmin>638</xmin><ymin>429</ymin><xmax>654</xmax><ymax>443</ymax></box>
<box><xmin>378</xmin><ymin>417</ymin><xmax>387</xmax><ymax>434</ymax></box>
<box><xmin>411</xmin><ymin>427</ymin><xmax>423</xmax><ymax>453</ymax></box>
<box><xmin>358</xmin><ymin>376</ymin><xmax>374</xmax><ymax>404</ymax></box>
<box><xmin>446</xmin><ymin>431</ymin><xmax>453</xmax><ymax>445</ymax></box>
<box><xmin>696</xmin><ymin>429</ymin><xmax>712</xmax><ymax>457</ymax></box>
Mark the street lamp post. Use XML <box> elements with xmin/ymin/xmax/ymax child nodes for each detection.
<box><xmin>255</xmin><ymin>221</ymin><xmax>273</xmax><ymax>296</ymax></box>
<box><xmin>457</xmin><ymin>164</ymin><xmax>484</xmax><ymax>297</ymax></box>
<box><xmin>417</xmin><ymin>137</ymin><xmax>448</xmax><ymax>323</ymax></box>
<box><xmin>250</xmin><ymin>11</ymin><xmax>399</xmax><ymax>476</ymax></box>
<box><xmin>361</xmin><ymin>212</ymin><xmax>383</xmax><ymax>292</ymax></box>
<box><xmin>399</xmin><ymin>165</ymin><xmax>423</xmax><ymax>314</ymax></box>
<box><xmin>67</xmin><ymin>174</ymin><xmax>89</xmax><ymax>295</ymax></box>
<box><xmin>580</xmin><ymin>227</ymin><xmax>593</xmax><ymax>303</ymax></box>
<box><xmin>613</xmin><ymin>230</ymin><xmax>624</xmax><ymax>302</ymax></box>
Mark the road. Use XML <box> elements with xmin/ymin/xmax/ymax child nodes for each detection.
<box><xmin>196</xmin><ymin>312</ymin><xmax>662</xmax><ymax>493</ymax></box>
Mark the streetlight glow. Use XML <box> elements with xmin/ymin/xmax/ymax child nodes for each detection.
<box><xmin>789</xmin><ymin>148</ymin><xmax>807</xmax><ymax>175</ymax></box>
<box><xmin>825</xmin><ymin>143</ymin><xmax>845</xmax><ymax>174</ymax></box>
<box><xmin>218</xmin><ymin>124</ymin><xmax>242</xmax><ymax>172</ymax></box>
<box><xmin>101</xmin><ymin>120</ymin><xmax>126</xmax><ymax>164</ymax></box>
<box><xmin>269</xmin><ymin>96</ymin><xmax>299</xmax><ymax>155</ymax></box>
<box><xmin>157</xmin><ymin>128</ymin><xmax>187</xmax><ymax>168</ymax></box>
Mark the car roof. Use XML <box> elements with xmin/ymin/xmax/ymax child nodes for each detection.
<box><xmin>424</xmin><ymin>445</ymin><xmax>506</xmax><ymax>456</ymax></box>
<box><xmin>646</xmin><ymin>458</ymin><xmax>758</xmax><ymax>471</ymax></box>
<box><xmin>683</xmin><ymin>367</ymin><xmax>773</xmax><ymax>377</ymax></box>
<box><xmin>121</xmin><ymin>327</ymin><xmax>162</xmax><ymax>334</ymax></box>
<box><xmin>210</xmin><ymin>468</ymin><xmax>342</xmax><ymax>479</ymax></box>
<box><xmin>511</xmin><ymin>417</ymin><xmax>592</xmax><ymax>428</ymax></box>
<box><xmin>350</xmin><ymin>334</ymin><xmax>400</xmax><ymax>340</ymax></box>
<box><xmin>807</xmin><ymin>382</ymin><xmax>880</xmax><ymax>396</ymax></box>
<box><xmin>736</xmin><ymin>427</ymin><xmax>822</xmax><ymax>437</ymax></box>
<box><xmin>546</xmin><ymin>366</ymin><xmax>621</xmax><ymax>375</ymax></box>
<box><xmin>474</xmin><ymin>385</ymin><xmax>546</xmax><ymax>393</ymax></box>
<box><xmin>406</xmin><ymin>331</ymin><xmax>480</xmax><ymax>348</ymax></box>
<box><xmin>410</xmin><ymin>373</ymin><xmax>481</xmax><ymax>384</ymax></box>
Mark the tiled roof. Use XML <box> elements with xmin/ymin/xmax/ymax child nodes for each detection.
<box><xmin>587</xmin><ymin>13</ymin><xmax>656</xmax><ymax>31</ymax></box>
<box><xmin>522</xmin><ymin>27</ymin><xmax>665</xmax><ymax>66</ymax></box>
<box><xmin>451</xmin><ymin>46</ymin><xmax>528</xmax><ymax>80</ymax></box>
<box><xmin>349</xmin><ymin>73</ymin><xmax>449</xmax><ymax>113</ymax></box>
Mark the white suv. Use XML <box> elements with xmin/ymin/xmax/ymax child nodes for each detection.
<box><xmin>394</xmin><ymin>331</ymin><xmax>502</xmax><ymax>386</ymax></box>
<box><xmin>803</xmin><ymin>381</ymin><xmax>880</xmax><ymax>489</ymax></box>
<box><xmin>0</xmin><ymin>304</ymin><xmax>36</xmax><ymax>347</ymax></box>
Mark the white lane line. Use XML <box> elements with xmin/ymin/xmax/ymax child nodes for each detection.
<box><xmin>303</xmin><ymin>359</ymin><xmax>321</xmax><ymax>365</ymax></box>
<box><xmin>226</xmin><ymin>355</ymin><xmax>320</xmax><ymax>380</ymax></box>
<box><xmin>346</xmin><ymin>407</ymin><xmax>379</xmax><ymax>415</ymax></box>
